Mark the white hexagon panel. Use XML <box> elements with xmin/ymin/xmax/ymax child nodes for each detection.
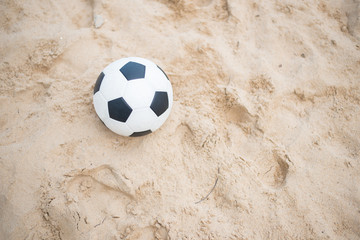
<box><xmin>123</xmin><ymin>79</ymin><xmax>155</xmax><ymax>109</ymax></box>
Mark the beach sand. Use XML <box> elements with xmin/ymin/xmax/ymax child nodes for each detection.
<box><xmin>1</xmin><ymin>0</ymin><xmax>360</xmax><ymax>239</ymax></box>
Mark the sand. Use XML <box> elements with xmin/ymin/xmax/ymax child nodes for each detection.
<box><xmin>1</xmin><ymin>0</ymin><xmax>360</xmax><ymax>239</ymax></box>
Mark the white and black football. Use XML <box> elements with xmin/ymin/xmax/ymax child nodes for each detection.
<box><xmin>93</xmin><ymin>57</ymin><xmax>173</xmax><ymax>137</ymax></box>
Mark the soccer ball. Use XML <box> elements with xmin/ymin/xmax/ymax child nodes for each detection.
<box><xmin>93</xmin><ymin>57</ymin><xmax>173</xmax><ymax>137</ymax></box>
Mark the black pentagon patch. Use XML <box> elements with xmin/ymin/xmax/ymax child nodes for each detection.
<box><xmin>150</xmin><ymin>91</ymin><xmax>169</xmax><ymax>117</ymax></box>
<box><xmin>94</xmin><ymin>72</ymin><xmax>105</xmax><ymax>94</ymax></box>
<box><xmin>130</xmin><ymin>130</ymin><xmax>152</xmax><ymax>137</ymax></box>
<box><xmin>120</xmin><ymin>61</ymin><xmax>146</xmax><ymax>81</ymax></box>
<box><xmin>108</xmin><ymin>97</ymin><xmax>133</xmax><ymax>122</ymax></box>
<box><xmin>157</xmin><ymin>65</ymin><xmax>169</xmax><ymax>81</ymax></box>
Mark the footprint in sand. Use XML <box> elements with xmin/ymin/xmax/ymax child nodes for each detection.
<box><xmin>258</xmin><ymin>149</ymin><xmax>290</xmax><ymax>188</ymax></box>
<box><xmin>44</xmin><ymin>165</ymin><xmax>169</xmax><ymax>239</ymax></box>
<box><xmin>44</xmin><ymin>165</ymin><xmax>137</xmax><ymax>239</ymax></box>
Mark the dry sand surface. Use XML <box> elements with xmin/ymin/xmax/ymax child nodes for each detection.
<box><xmin>1</xmin><ymin>0</ymin><xmax>360</xmax><ymax>239</ymax></box>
